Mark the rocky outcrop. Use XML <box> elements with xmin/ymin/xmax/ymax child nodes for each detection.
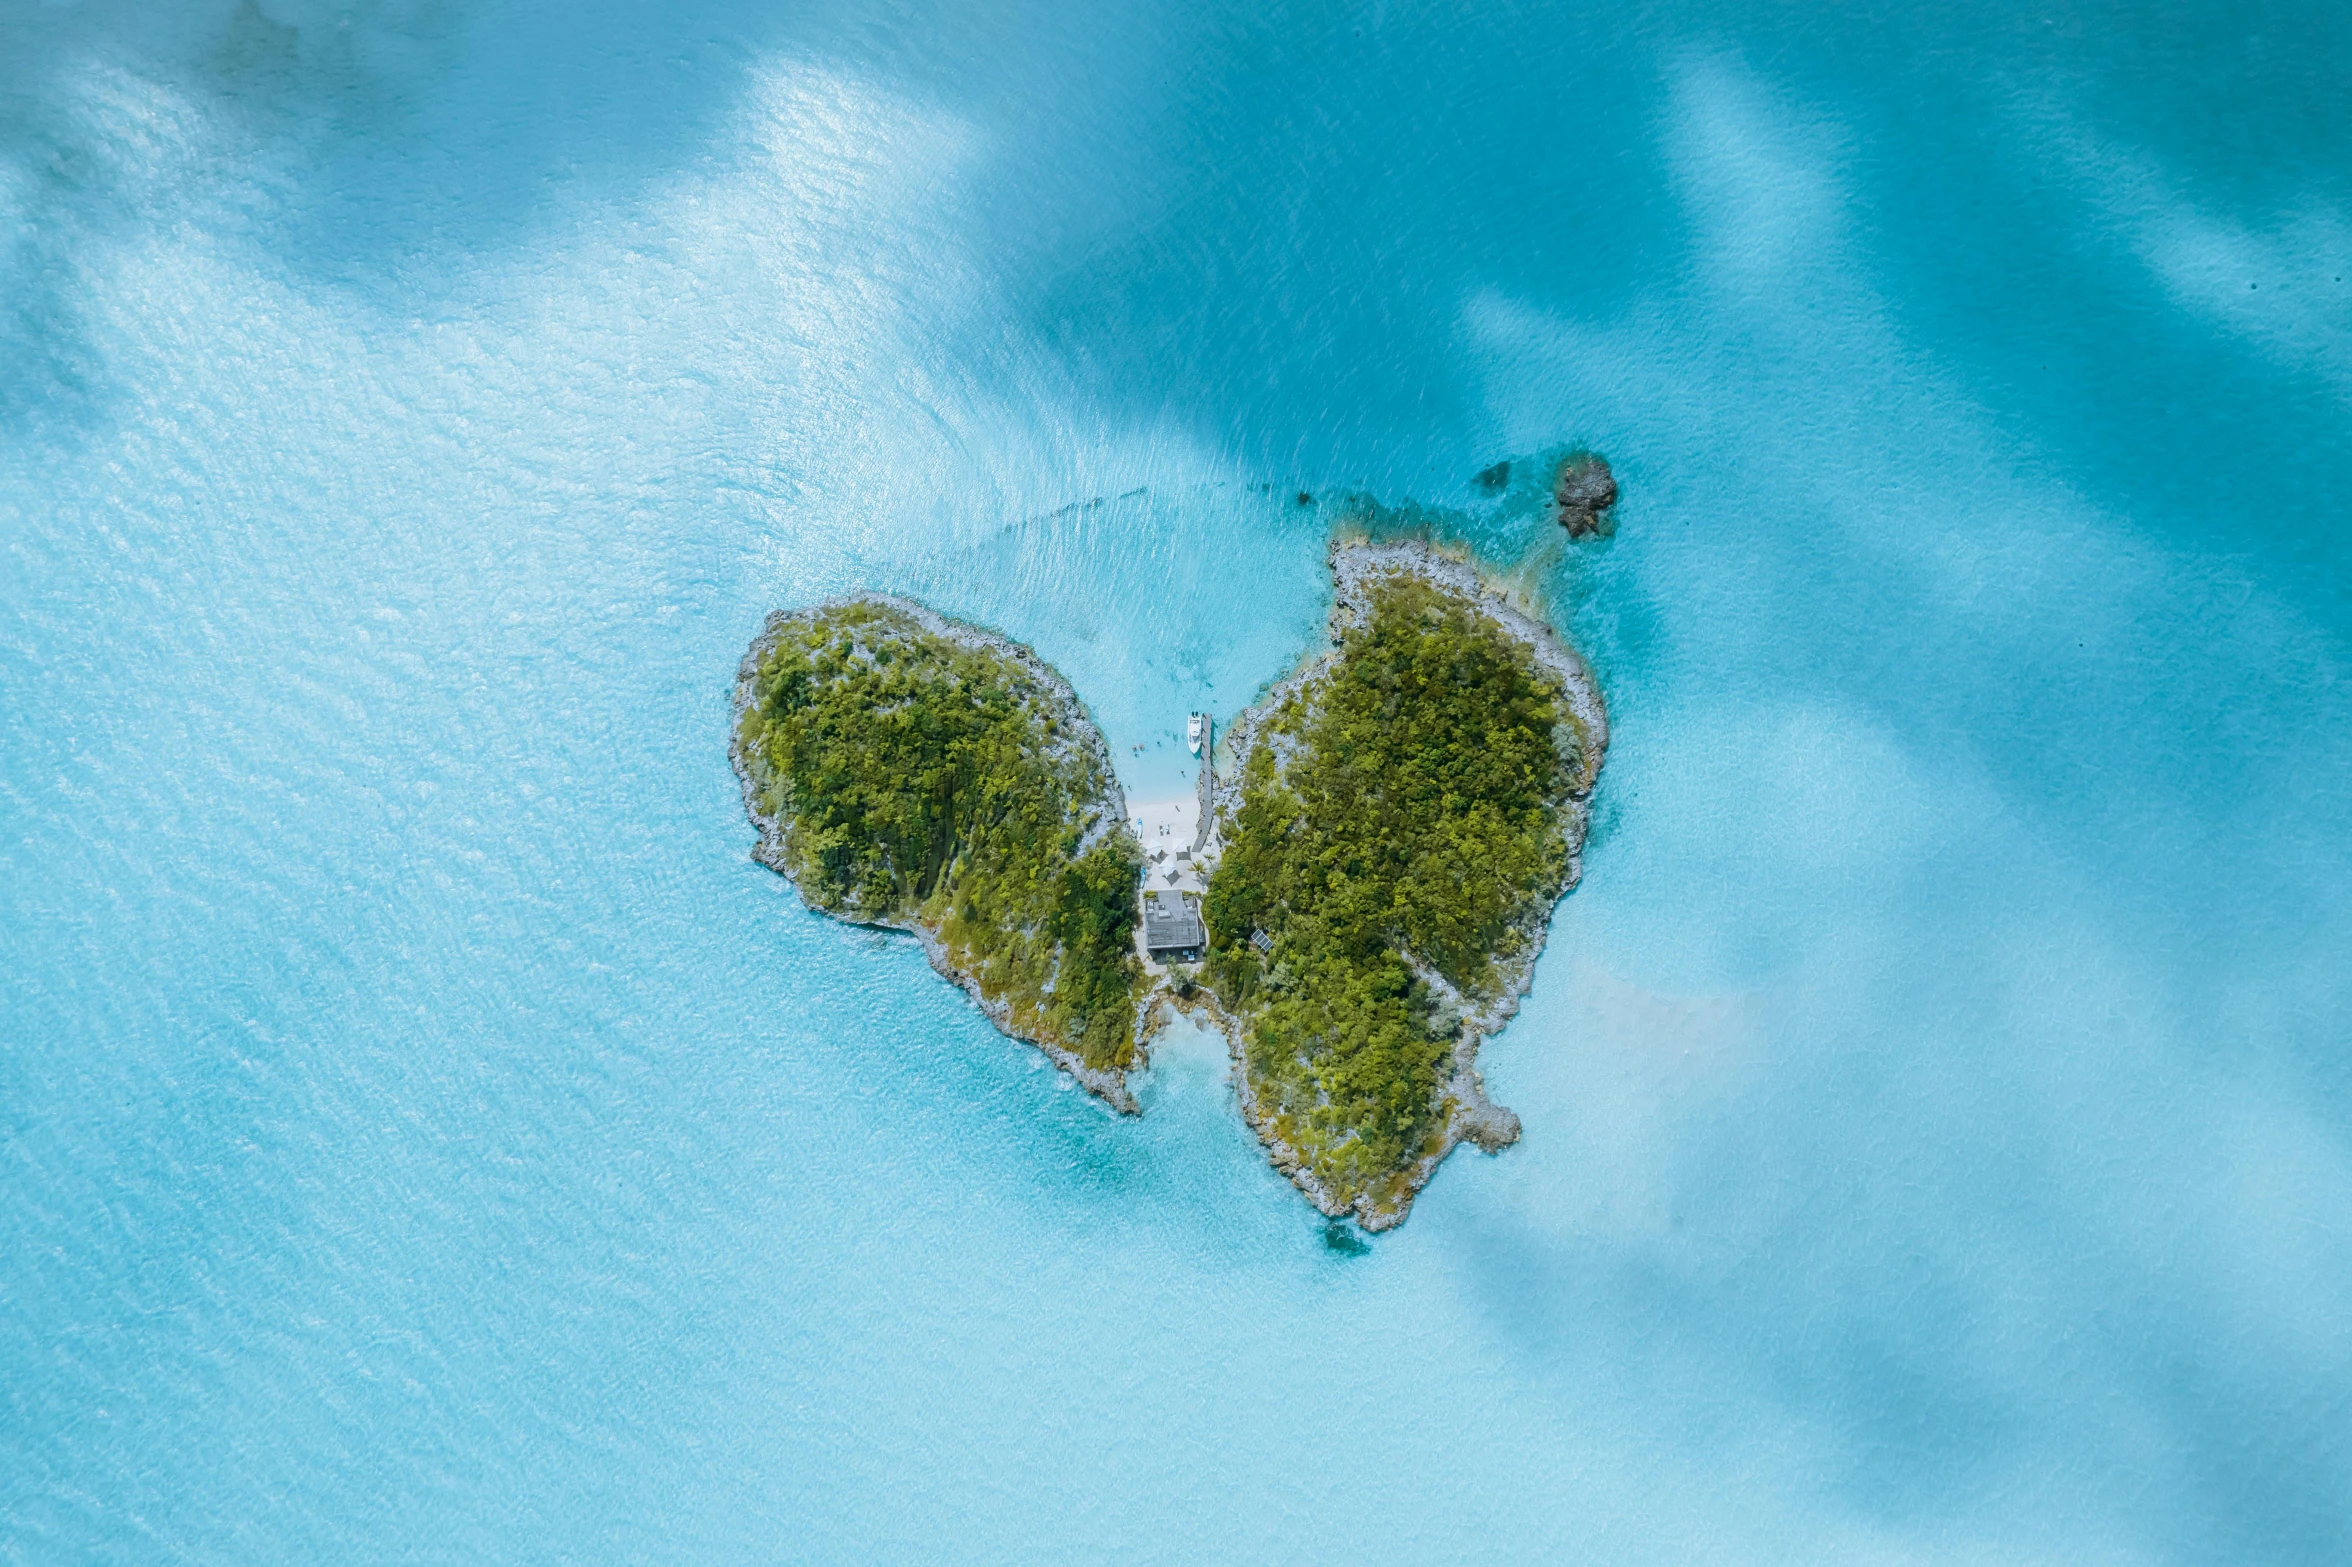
<box><xmin>1553</xmin><ymin>454</ymin><xmax>1618</xmax><ymax>536</ymax></box>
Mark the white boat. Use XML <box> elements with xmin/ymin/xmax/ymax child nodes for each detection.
<box><xmin>1186</xmin><ymin>713</ymin><xmax>1206</xmax><ymax>755</ymax></box>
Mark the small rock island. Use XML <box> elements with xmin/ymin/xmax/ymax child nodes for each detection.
<box><xmin>732</xmin><ymin>528</ymin><xmax>1606</xmax><ymax>1231</ymax></box>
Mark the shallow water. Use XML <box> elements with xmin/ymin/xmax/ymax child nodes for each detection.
<box><xmin>5</xmin><ymin>2</ymin><xmax>2350</xmax><ymax>1561</ymax></box>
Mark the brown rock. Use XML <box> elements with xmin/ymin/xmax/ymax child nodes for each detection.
<box><xmin>1553</xmin><ymin>454</ymin><xmax>1617</xmax><ymax>536</ymax></box>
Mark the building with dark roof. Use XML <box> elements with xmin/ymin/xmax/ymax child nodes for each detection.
<box><xmin>1141</xmin><ymin>890</ymin><xmax>1206</xmax><ymax>962</ymax></box>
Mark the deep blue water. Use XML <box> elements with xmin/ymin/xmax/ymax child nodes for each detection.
<box><xmin>6</xmin><ymin>2</ymin><xmax>2350</xmax><ymax>1561</ymax></box>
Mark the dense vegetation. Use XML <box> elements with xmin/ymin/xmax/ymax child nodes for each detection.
<box><xmin>735</xmin><ymin>600</ymin><xmax>1146</xmax><ymax>1071</ymax></box>
<box><xmin>1203</xmin><ymin>573</ymin><xmax>1586</xmax><ymax>1207</ymax></box>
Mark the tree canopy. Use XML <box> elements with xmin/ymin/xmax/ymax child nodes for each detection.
<box><xmin>737</xmin><ymin>600</ymin><xmax>1146</xmax><ymax>1071</ymax></box>
<box><xmin>1203</xmin><ymin>573</ymin><xmax>1586</xmax><ymax>1206</ymax></box>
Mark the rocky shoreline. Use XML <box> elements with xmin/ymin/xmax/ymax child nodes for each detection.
<box><xmin>729</xmin><ymin>593</ymin><xmax>1150</xmax><ymax>1113</ymax></box>
<box><xmin>732</xmin><ymin>537</ymin><xmax>1608</xmax><ymax>1232</ymax></box>
<box><xmin>1205</xmin><ymin>537</ymin><xmax>1609</xmax><ymax>1231</ymax></box>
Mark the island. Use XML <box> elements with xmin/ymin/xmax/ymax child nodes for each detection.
<box><xmin>1195</xmin><ymin>539</ymin><xmax>1607</xmax><ymax>1229</ymax></box>
<box><xmin>730</xmin><ymin>524</ymin><xmax>1607</xmax><ymax>1231</ymax></box>
<box><xmin>730</xmin><ymin>595</ymin><xmax>1153</xmax><ymax>1108</ymax></box>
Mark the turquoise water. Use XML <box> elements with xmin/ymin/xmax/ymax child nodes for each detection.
<box><xmin>6</xmin><ymin>2</ymin><xmax>2350</xmax><ymax>1561</ymax></box>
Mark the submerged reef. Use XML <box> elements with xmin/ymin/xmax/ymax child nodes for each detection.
<box><xmin>1197</xmin><ymin>539</ymin><xmax>1607</xmax><ymax>1230</ymax></box>
<box><xmin>731</xmin><ymin>596</ymin><xmax>1152</xmax><ymax>1108</ymax></box>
